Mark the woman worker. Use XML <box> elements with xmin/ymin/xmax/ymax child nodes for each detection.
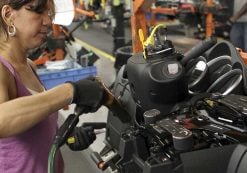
<box><xmin>0</xmin><ymin>0</ymin><xmax>104</xmax><ymax>172</ymax></box>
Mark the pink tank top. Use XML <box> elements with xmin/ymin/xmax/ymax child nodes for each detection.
<box><xmin>0</xmin><ymin>56</ymin><xmax>64</xmax><ymax>173</ymax></box>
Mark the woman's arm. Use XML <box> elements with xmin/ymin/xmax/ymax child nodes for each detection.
<box><xmin>0</xmin><ymin>82</ymin><xmax>73</xmax><ymax>138</ymax></box>
<box><xmin>0</xmin><ymin>62</ymin><xmax>73</xmax><ymax>138</ymax></box>
<box><xmin>0</xmin><ymin>62</ymin><xmax>104</xmax><ymax>138</ymax></box>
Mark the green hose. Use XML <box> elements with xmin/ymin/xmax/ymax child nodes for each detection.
<box><xmin>48</xmin><ymin>144</ymin><xmax>58</xmax><ymax>173</ymax></box>
<box><xmin>48</xmin><ymin>112</ymin><xmax>80</xmax><ymax>173</ymax></box>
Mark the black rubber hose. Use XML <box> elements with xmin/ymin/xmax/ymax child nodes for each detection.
<box><xmin>181</xmin><ymin>36</ymin><xmax>217</xmax><ymax>65</ymax></box>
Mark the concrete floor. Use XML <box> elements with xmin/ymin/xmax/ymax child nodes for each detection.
<box><xmin>57</xmin><ymin>21</ymin><xmax>199</xmax><ymax>173</ymax></box>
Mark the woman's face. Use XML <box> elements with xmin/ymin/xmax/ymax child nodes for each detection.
<box><xmin>11</xmin><ymin>0</ymin><xmax>54</xmax><ymax>49</ymax></box>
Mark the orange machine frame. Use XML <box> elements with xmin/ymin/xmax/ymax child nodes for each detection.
<box><xmin>148</xmin><ymin>7</ymin><xmax>177</xmax><ymax>26</ymax></box>
<box><xmin>131</xmin><ymin>0</ymin><xmax>215</xmax><ymax>53</ymax></box>
<box><xmin>131</xmin><ymin>0</ymin><xmax>154</xmax><ymax>53</ymax></box>
<box><xmin>206</xmin><ymin>0</ymin><xmax>214</xmax><ymax>37</ymax></box>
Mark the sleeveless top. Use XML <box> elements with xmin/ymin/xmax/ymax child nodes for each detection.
<box><xmin>0</xmin><ymin>56</ymin><xmax>64</xmax><ymax>173</ymax></box>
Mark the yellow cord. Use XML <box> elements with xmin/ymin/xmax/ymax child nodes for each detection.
<box><xmin>144</xmin><ymin>24</ymin><xmax>166</xmax><ymax>47</ymax></box>
<box><xmin>139</xmin><ymin>24</ymin><xmax>166</xmax><ymax>59</ymax></box>
<box><xmin>138</xmin><ymin>29</ymin><xmax>147</xmax><ymax>59</ymax></box>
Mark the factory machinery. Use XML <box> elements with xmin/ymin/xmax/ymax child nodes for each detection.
<box><xmin>88</xmin><ymin>25</ymin><xmax>247</xmax><ymax>173</ymax></box>
<box><xmin>47</xmin><ymin>0</ymin><xmax>247</xmax><ymax>170</ymax></box>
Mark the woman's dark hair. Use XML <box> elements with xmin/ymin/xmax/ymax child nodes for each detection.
<box><xmin>0</xmin><ymin>0</ymin><xmax>54</xmax><ymax>38</ymax></box>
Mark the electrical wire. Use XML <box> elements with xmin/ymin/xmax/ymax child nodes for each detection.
<box><xmin>144</xmin><ymin>24</ymin><xmax>166</xmax><ymax>48</ymax></box>
<box><xmin>139</xmin><ymin>24</ymin><xmax>166</xmax><ymax>59</ymax></box>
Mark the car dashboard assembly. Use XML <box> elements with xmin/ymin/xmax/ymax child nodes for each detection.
<box><xmin>91</xmin><ymin>26</ymin><xmax>247</xmax><ymax>173</ymax></box>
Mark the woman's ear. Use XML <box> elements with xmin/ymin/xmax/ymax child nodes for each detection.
<box><xmin>1</xmin><ymin>5</ymin><xmax>14</xmax><ymax>25</ymax></box>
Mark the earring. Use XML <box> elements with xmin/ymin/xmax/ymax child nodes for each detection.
<box><xmin>7</xmin><ymin>23</ymin><xmax>16</xmax><ymax>37</ymax></box>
